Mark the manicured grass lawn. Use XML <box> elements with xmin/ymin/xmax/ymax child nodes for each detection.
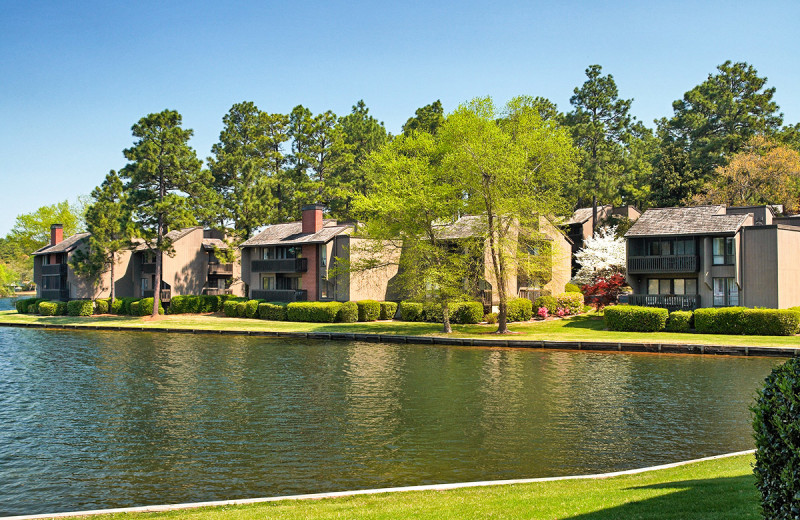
<box><xmin>75</xmin><ymin>454</ymin><xmax>760</xmax><ymax>519</ymax></box>
<box><xmin>1</xmin><ymin>310</ymin><xmax>799</xmax><ymax>348</ymax></box>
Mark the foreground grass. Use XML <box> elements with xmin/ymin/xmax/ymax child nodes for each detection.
<box><xmin>70</xmin><ymin>454</ymin><xmax>759</xmax><ymax>520</ymax></box>
<box><xmin>1</xmin><ymin>310</ymin><xmax>799</xmax><ymax>349</ymax></box>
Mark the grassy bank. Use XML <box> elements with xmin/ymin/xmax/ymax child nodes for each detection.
<box><xmin>60</xmin><ymin>453</ymin><xmax>759</xmax><ymax>519</ymax></box>
<box><xmin>1</xmin><ymin>310</ymin><xmax>800</xmax><ymax>348</ymax></box>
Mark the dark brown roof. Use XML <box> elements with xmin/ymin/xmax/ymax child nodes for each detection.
<box><xmin>202</xmin><ymin>238</ymin><xmax>227</xmax><ymax>251</ymax></box>
<box><xmin>133</xmin><ymin>227</ymin><xmax>201</xmax><ymax>251</ymax></box>
<box><xmin>565</xmin><ymin>206</ymin><xmax>612</xmax><ymax>225</ymax></box>
<box><xmin>240</xmin><ymin>220</ymin><xmax>351</xmax><ymax>247</ymax></box>
<box><xmin>33</xmin><ymin>232</ymin><xmax>90</xmax><ymax>255</ymax></box>
<box><xmin>625</xmin><ymin>206</ymin><xmax>748</xmax><ymax>238</ymax></box>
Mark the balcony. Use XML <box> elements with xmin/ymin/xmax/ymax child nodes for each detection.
<box><xmin>142</xmin><ymin>289</ymin><xmax>172</xmax><ymax>302</ymax></box>
<box><xmin>41</xmin><ymin>264</ymin><xmax>67</xmax><ymax>276</ymax></box>
<box><xmin>251</xmin><ymin>258</ymin><xmax>308</xmax><ymax>273</ymax></box>
<box><xmin>208</xmin><ymin>263</ymin><xmax>233</xmax><ymax>276</ymax></box>
<box><xmin>627</xmin><ymin>255</ymin><xmax>699</xmax><ymax>274</ymax></box>
<box><xmin>628</xmin><ymin>294</ymin><xmax>700</xmax><ymax>310</ymax></box>
<box><xmin>203</xmin><ymin>288</ymin><xmax>232</xmax><ymax>296</ymax></box>
<box><xmin>40</xmin><ymin>289</ymin><xmax>68</xmax><ymax>301</ymax></box>
<box><xmin>141</xmin><ymin>263</ymin><xmax>156</xmax><ymax>274</ymax></box>
<box><xmin>250</xmin><ymin>289</ymin><xmax>308</xmax><ymax>302</ymax></box>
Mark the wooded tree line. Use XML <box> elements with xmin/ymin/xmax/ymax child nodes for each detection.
<box><xmin>1</xmin><ymin>59</ymin><xmax>798</xmax><ymax>300</ymax></box>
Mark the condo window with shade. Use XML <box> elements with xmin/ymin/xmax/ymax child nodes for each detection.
<box><xmin>712</xmin><ymin>237</ymin><xmax>735</xmax><ymax>265</ymax></box>
<box><xmin>713</xmin><ymin>277</ymin><xmax>739</xmax><ymax>306</ymax></box>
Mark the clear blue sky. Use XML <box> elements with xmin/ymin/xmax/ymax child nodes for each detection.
<box><xmin>1</xmin><ymin>0</ymin><xmax>798</xmax><ymax>236</ymax></box>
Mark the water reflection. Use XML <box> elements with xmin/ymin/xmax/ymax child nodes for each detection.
<box><xmin>0</xmin><ymin>326</ymin><xmax>780</xmax><ymax>516</ymax></box>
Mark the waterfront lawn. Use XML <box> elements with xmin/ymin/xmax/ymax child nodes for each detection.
<box><xmin>84</xmin><ymin>454</ymin><xmax>759</xmax><ymax>519</ymax></box>
<box><xmin>1</xmin><ymin>310</ymin><xmax>799</xmax><ymax>348</ymax></box>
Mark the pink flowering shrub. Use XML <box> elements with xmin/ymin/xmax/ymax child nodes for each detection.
<box><xmin>537</xmin><ymin>307</ymin><xmax>549</xmax><ymax>320</ymax></box>
<box><xmin>557</xmin><ymin>308</ymin><xmax>567</xmax><ymax>317</ymax></box>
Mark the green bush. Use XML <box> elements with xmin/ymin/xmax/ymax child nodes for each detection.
<box><xmin>258</xmin><ymin>302</ymin><xmax>288</xmax><ymax>321</ymax></box>
<box><xmin>753</xmin><ymin>357</ymin><xmax>800</xmax><ymax>519</ymax></box>
<box><xmin>15</xmin><ymin>298</ymin><xmax>37</xmax><ymax>313</ymax></box>
<box><xmin>201</xmin><ymin>295</ymin><xmax>221</xmax><ymax>313</ymax></box>
<box><xmin>67</xmin><ymin>299</ymin><xmax>94</xmax><ymax>317</ymax></box>
<box><xmin>244</xmin><ymin>299</ymin><xmax>261</xmax><ymax>319</ymax></box>
<box><xmin>484</xmin><ymin>312</ymin><xmax>498</xmax><ymax>324</ymax></box>
<box><xmin>110</xmin><ymin>298</ymin><xmax>124</xmax><ymax>314</ymax></box>
<box><xmin>55</xmin><ymin>301</ymin><xmax>69</xmax><ymax>316</ymax></box>
<box><xmin>422</xmin><ymin>303</ymin><xmax>443</xmax><ymax>323</ymax></box>
<box><xmin>287</xmin><ymin>302</ymin><xmax>343</xmax><ymax>323</ymax></box>
<box><xmin>337</xmin><ymin>301</ymin><xmax>358</xmax><ymax>323</ymax></box>
<box><xmin>507</xmin><ymin>298</ymin><xmax>533</xmax><ymax>322</ymax></box>
<box><xmin>356</xmin><ymin>300</ymin><xmax>381</xmax><ymax>322</ymax></box>
<box><xmin>236</xmin><ymin>301</ymin><xmax>247</xmax><ymax>317</ymax></box>
<box><xmin>167</xmin><ymin>295</ymin><xmax>189</xmax><ymax>314</ymax></box>
<box><xmin>666</xmin><ymin>310</ymin><xmax>693</xmax><ymax>332</ymax></box>
<box><xmin>399</xmin><ymin>301</ymin><xmax>424</xmax><ymax>321</ymax></box>
<box><xmin>26</xmin><ymin>299</ymin><xmax>42</xmax><ymax>314</ymax></box>
<box><xmin>565</xmin><ymin>283</ymin><xmax>581</xmax><ymax>293</ymax></box>
<box><xmin>38</xmin><ymin>301</ymin><xmax>58</xmax><ymax>316</ymax></box>
<box><xmin>379</xmin><ymin>301</ymin><xmax>398</xmax><ymax>320</ymax></box>
<box><xmin>693</xmin><ymin>307</ymin><xmax>800</xmax><ymax>336</ymax></box>
<box><xmin>555</xmin><ymin>292</ymin><xmax>584</xmax><ymax>314</ymax></box>
<box><xmin>604</xmin><ymin>305</ymin><xmax>668</xmax><ymax>332</ymax></box>
<box><xmin>130</xmin><ymin>301</ymin><xmax>140</xmax><ymax>315</ymax></box>
<box><xmin>223</xmin><ymin>300</ymin><xmax>239</xmax><ymax>317</ymax></box>
<box><xmin>694</xmin><ymin>307</ymin><xmax>748</xmax><ymax>334</ymax></box>
<box><xmin>94</xmin><ymin>299</ymin><xmax>110</xmax><ymax>314</ymax></box>
<box><xmin>452</xmin><ymin>301</ymin><xmax>484</xmax><ymax>324</ymax></box>
<box><xmin>116</xmin><ymin>297</ymin><xmax>138</xmax><ymax>315</ymax></box>
<box><xmin>533</xmin><ymin>295</ymin><xmax>558</xmax><ymax>315</ymax></box>
<box><xmin>137</xmin><ymin>298</ymin><xmax>164</xmax><ymax>316</ymax></box>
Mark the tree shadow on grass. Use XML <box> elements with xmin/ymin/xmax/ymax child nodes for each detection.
<box><xmin>560</xmin><ymin>316</ymin><xmax>605</xmax><ymax>330</ymax></box>
<box><xmin>563</xmin><ymin>475</ymin><xmax>760</xmax><ymax>520</ymax></box>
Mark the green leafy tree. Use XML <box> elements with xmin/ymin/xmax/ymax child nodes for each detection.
<box><xmin>352</xmin><ymin>132</ymin><xmax>473</xmax><ymax>333</ymax></box>
<box><xmin>0</xmin><ymin>263</ymin><xmax>18</xmax><ymax>296</ymax></box>
<box><xmin>120</xmin><ymin>109</ymin><xmax>210</xmax><ymax>316</ymax></box>
<box><xmin>441</xmin><ymin>96</ymin><xmax>576</xmax><ymax>333</ymax></box>
<box><xmin>70</xmin><ymin>171</ymin><xmax>130</xmax><ymax>302</ymax></box>
<box><xmin>654</xmin><ymin>60</ymin><xmax>783</xmax><ymax>205</ymax></box>
<box><xmin>402</xmin><ymin>100</ymin><xmax>445</xmax><ymax>135</ymax></box>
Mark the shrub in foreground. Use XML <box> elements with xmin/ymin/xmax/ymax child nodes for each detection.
<box><xmin>15</xmin><ymin>298</ymin><xmax>37</xmax><ymax>314</ymax></box>
<box><xmin>67</xmin><ymin>299</ymin><xmax>93</xmax><ymax>317</ymax></box>
<box><xmin>26</xmin><ymin>299</ymin><xmax>42</xmax><ymax>314</ymax></box>
<box><xmin>223</xmin><ymin>300</ymin><xmax>239</xmax><ymax>317</ymax></box>
<box><xmin>565</xmin><ymin>283</ymin><xmax>581</xmax><ymax>293</ymax></box>
<box><xmin>38</xmin><ymin>301</ymin><xmax>58</xmax><ymax>316</ymax></box>
<box><xmin>379</xmin><ymin>301</ymin><xmax>398</xmax><ymax>320</ymax></box>
<box><xmin>130</xmin><ymin>301</ymin><xmax>140</xmax><ymax>315</ymax></box>
<box><xmin>533</xmin><ymin>295</ymin><xmax>557</xmax><ymax>315</ymax></box>
<box><xmin>694</xmin><ymin>307</ymin><xmax>747</xmax><ymax>335</ymax></box>
<box><xmin>399</xmin><ymin>301</ymin><xmax>423</xmax><ymax>322</ymax></box>
<box><xmin>452</xmin><ymin>301</ymin><xmax>484</xmax><ymax>324</ymax></box>
<box><xmin>507</xmin><ymin>298</ymin><xmax>533</xmax><ymax>322</ymax></box>
<box><xmin>94</xmin><ymin>299</ymin><xmax>110</xmax><ymax>315</ymax></box>
<box><xmin>287</xmin><ymin>302</ymin><xmax>343</xmax><ymax>323</ymax></box>
<box><xmin>666</xmin><ymin>310</ymin><xmax>693</xmax><ymax>332</ymax></box>
<box><xmin>258</xmin><ymin>302</ymin><xmax>287</xmax><ymax>321</ymax></box>
<box><xmin>356</xmin><ymin>300</ymin><xmax>381</xmax><ymax>322</ymax></box>
<box><xmin>245</xmin><ymin>299</ymin><xmax>261</xmax><ymax>319</ymax></box>
<box><xmin>337</xmin><ymin>301</ymin><xmax>358</xmax><ymax>323</ymax></box>
<box><xmin>604</xmin><ymin>305</ymin><xmax>668</xmax><ymax>332</ymax></box>
<box><xmin>694</xmin><ymin>308</ymin><xmax>800</xmax><ymax>336</ymax></box>
<box><xmin>753</xmin><ymin>357</ymin><xmax>800</xmax><ymax>519</ymax></box>
<box><xmin>555</xmin><ymin>292</ymin><xmax>584</xmax><ymax>315</ymax></box>
<box><xmin>137</xmin><ymin>298</ymin><xmax>165</xmax><ymax>316</ymax></box>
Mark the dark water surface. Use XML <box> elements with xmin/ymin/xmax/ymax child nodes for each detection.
<box><xmin>0</xmin><ymin>317</ymin><xmax>780</xmax><ymax>515</ymax></box>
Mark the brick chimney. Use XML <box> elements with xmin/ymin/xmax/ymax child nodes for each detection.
<box><xmin>301</xmin><ymin>204</ymin><xmax>324</xmax><ymax>234</ymax></box>
<box><xmin>50</xmin><ymin>224</ymin><xmax>63</xmax><ymax>246</ymax></box>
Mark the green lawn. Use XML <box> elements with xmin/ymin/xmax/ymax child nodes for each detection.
<box><xmin>71</xmin><ymin>454</ymin><xmax>759</xmax><ymax>520</ymax></box>
<box><xmin>2</xmin><ymin>310</ymin><xmax>800</xmax><ymax>348</ymax></box>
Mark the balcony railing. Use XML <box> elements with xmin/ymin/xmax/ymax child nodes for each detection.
<box><xmin>208</xmin><ymin>263</ymin><xmax>233</xmax><ymax>276</ymax></box>
<box><xmin>41</xmin><ymin>264</ymin><xmax>67</xmax><ymax>276</ymax></box>
<box><xmin>142</xmin><ymin>289</ymin><xmax>172</xmax><ymax>302</ymax></box>
<box><xmin>250</xmin><ymin>289</ymin><xmax>308</xmax><ymax>302</ymax></box>
<box><xmin>251</xmin><ymin>258</ymin><xmax>308</xmax><ymax>273</ymax></box>
<box><xmin>40</xmin><ymin>289</ymin><xmax>68</xmax><ymax>301</ymax></box>
<box><xmin>203</xmin><ymin>288</ymin><xmax>232</xmax><ymax>296</ymax></box>
<box><xmin>628</xmin><ymin>293</ymin><xmax>700</xmax><ymax>310</ymax></box>
<box><xmin>141</xmin><ymin>263</ymin><xmax>156</xmax><ymax>274</ymax></box>
<box><xmin>627</xmin><ymin>255</ymin><xmax>699</xmax><ymax>274</ymax></box>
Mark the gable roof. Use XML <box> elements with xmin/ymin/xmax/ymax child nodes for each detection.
<box><xmin>240</xmin><ymin>220</ymin><xmax>352</xmax><ymax>247</ymax></box>
<box><xmin>133</xmin><ymin>227</ymin><xmax>201</xmax><ymax>251</ymax></box>
<box><xmin>625</xmin><ymin>205</ymin><xmax>749</xmax><ymax>238</ymax></box>
<box><xmin>434</xmin><ymin>215</ymin><xmax>487</xmax><ymax>240</ymax></box>
<box><xmin>33</xmin><ymin>232</ymin><xmax>91</xmax><ymax>255</ymax></box>
<box><xmin>566</xmin><ymin>206</ymin><xmax>612</xmax><ymax>225</ymax></box>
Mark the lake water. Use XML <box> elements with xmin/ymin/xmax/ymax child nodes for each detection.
<box><xmin>0</xmin><ymin>309</ymin><xmax>781</xmax><ymax>516</ymax></box>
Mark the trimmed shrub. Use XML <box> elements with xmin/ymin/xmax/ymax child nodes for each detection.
<box><xmin>423</xmin><ymin>303</ymin><xmax>443</xmax><ymax>323</ymax></box>
<box><xmin>753</xmin><ymin>357</ymin><xmax>800</xmax><ymax>519</ymax></box>
<box><xmin>167</xmin><ymin>295</ymin><xmax>189</xmax><ymax>314</ymax></box>
<box><xmin>287</xmin><ymin>302</ymin><xmax>343</xmax><ymax>323</ymax></box>
<box><xmin>130</xmin><ymin>301</ymin><xmax>140</xmax><ymax>315</ymax></box>
<box><xmin>137</xmin><ymin>298</ymin><xmax>164</xmax><ymax>316</ymax></box>
<box><xmin>94</xmin><ymin>299</ymin><xmax>110</xmax><ymax>315</ymax></box>
<box><xmin>337</xmin><ymin>301</ymin><xmax>358</xmax><ymax>323</ymax></box>
<box><xmin>555</xmin><ymin>292</ymin><xmax>584</xmax><ymax>315</ymax></box>
<box><xmin>666</xmin><ymin>310</ymin><xmax>693</xmax><ymax>332</ymax></box>
<box><xmin>533</xmin><ymin>295</ymin><xmax>558</xmax><ymax>315</ymax></box>
<box><xmin>223</xmin><ymin>300</ymin><xmax>239</xmax><ymax>317</ymax></box>
<box><xmin>258</xmin><ymin>302</ymin><xmax>287</xmax><ymax>321</ymax></box>
<box><xmin>694</xmin><ymin>307</ymin><xmax>747</xmax><ymax>334</ymax></box>
<box><xmin>110</xmin><ymin>298</ymin><xmax>124</xmax><ymax>314</ymax></box>
<box><xmin>484</xmin><ymin>312</ymin><xmax>498</xmax><ymax>324</ymax></box>
<box><xmin>507</xmin><ymin>298</ymin><xmax>533</xmax><ymax>322</ymax></box>
<box><xmin>26</xmin><ymin>299</ymin><xmax>42</xmax><ymax>314</ymax></box>
<box><xmin>695</xmin><ymin>307</ymin><xmax>800</xmax><ymax>336</ymax></box>
<box><xmin>604</xmin><ymin>305</ymin><xmax>668</xmax><ymax>332</ymax></box>
<box><xmin>357</xmin><ymin>300</ymin><xmax>381</xmax><ymax>322</ymax></box>
<box><xmin>67</xmin><ymin>299</ymin><xmax>93</xmax><ymax>317</ymax></box>
<box><xmin>54</xmin><ymin>301</ymin><xmax>68</xmax><ymax>316</ymax></box>
<box><xmin>15</xmin><ymin>298</ymin><xmax>37</xmax><ymax>313</ymax></box>
<box><xmin>116</xmin><ymin>297</ymin><xmax>138</xmax><ymax>315</ymax></box>
<box><xmin>38</xmin><ymin>301</ymin><xmax>58</xmax><ymax>316</ymax></box>
<box><xmin>236</xmin><ymin>301</ymin><xmax>247</xmax><ymax>317</ymax></box>
<box><xmin>379</xmin><ymin>301</ymin><xmax>398</xmax><ymax>320</ymax></box>
<box><xmin>452</xmin><ymin>301</ymin><xmax>484</xmax><ymax>324</ymax></box>
<box><xmin>565</xmin><ymin>283</ymin><xmax>581</xmax><ymax>293</ymax></box>
<box><xmin>399</xmin><ymin>301</ymin><xmax>424</xmax><ymax>322</ymax></box>
<box><xmin>200</xmin><ymin>295</ymin><xmax>220</xmax><ymax>313</ymax></box>
<box><xmin>244</xmin><ymin>299</ymin><xmax>261</xmax><ymax>319</ymax></box>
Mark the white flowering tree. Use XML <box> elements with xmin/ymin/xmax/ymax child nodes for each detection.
<box><xmin>572</xmin><ymin>226</ymin><xmax>626</xmax><ymax>285</ymax></box>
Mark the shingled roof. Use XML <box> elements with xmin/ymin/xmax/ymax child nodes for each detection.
<box><xmin>434</xmin><ymin>215</ymin><xmax>486</xmax><ymax>240</ymax></box>
<box><xmin>133</xmin><ymin>227</ymin><xmax>202</xmax><ymax>251</ymax></box>
<box><xmin>565</xmin><ymin>205</ymin><xmax>612</xmax><ymax>225</ymax></box>
<box><xmin>240</xmin><ymin>220</ymin><xmax>352</xmax><ymax>247</ymax></box>
<box><xmin>625</xmin><ymin>205</ymin><xmax>749</xmax><ymax>238</ymax></box>
<box><xmin>33</xmin><ymin>232</ymin><xmax>91</xmax><ymax>255</ymax></box>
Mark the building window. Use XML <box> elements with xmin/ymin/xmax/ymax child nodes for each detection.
<box><xmin>261</xmin><ymin>275</ymin><xmax>275</xmax><ymax>290</ymax></box>
<box><xmin>320</xmin><ymin>246</ymin><xmax>327</xmax><ymax>267</ymax></box>
<box><xmin>712</xmin><ymin>237</ymin><xmax>735</xmax><ymax>265</ymax></box>
<box><xmin>647</xmin><ymin>278</ymin><xmax>698</xmax><ymax>296</ymax></box>
<box><xmin>41</xmin><ymin>276</ymin><xmax>59</xmax><ymax>290</ymax></box>
<box><xmin>140</xmin><ymin>277</ymin><xmax>150</xmax><ymax>293</ymax></box>
<box><xmin>713</xmin><ymin>277</ymin><xmax>739</xmax><ymax>306</ymax></box>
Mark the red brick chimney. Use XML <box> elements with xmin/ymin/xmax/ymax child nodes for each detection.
<box><xmin>50</xmin><ymin>224</ymin><xmax>63</xmax><ymax>246</ymax></box>
<box><xmin>301</xmin><ymin>204</ymin><xmax>324</xmax><ymax>234</ymax></box>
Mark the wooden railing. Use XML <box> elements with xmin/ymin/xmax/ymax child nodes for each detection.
<box><xmin>251</xmin><ymin>258</ymin><xmax>308</xmax><ymax>273</ymax></box>
<box><xmin>141</xmin><ymin>263</ymin><xmax>156</xmax><ymax>274</ymax></box>
<box><xmin>208</xmin><ymin>263</ymin><xmax>233</xmax><ymax>276</ymax></box>
<box><xmin>250</xmin><ymin>289</ymin><xmax>308</xmax><ymax>302</ymax></box>
<box><xmin>202</xmin><ymin>288</ymin><xmax>232</xmax><ymax>296</ymax></box>
<box><xmin>628</xmin><ymin>294</ymin><xmax>700</xmax><ymax>310</ymax></box>
<box><xmin>41</xmin><ymin>264</ymin><xmax>67</xmax><ymax>276</ymax></box>
<box><xmin>142</xmin><ymin>289</ymin><xmax>172</xmax><ymax>302</ymax></box>
<box><xmin>627</xmin><ymin>255</ymin><xmax>699</xmax><ymax>274</ymax></box>
<box><xmin>40</xmin><ymin>289</ymin><xmax>68</xmax><ymax>301</ymax></box>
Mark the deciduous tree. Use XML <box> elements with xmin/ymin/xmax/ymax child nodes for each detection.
<box><xmin>402</xmin><ymin>100</ymin><xmax>445</xmax><ymax>135</ymax></box>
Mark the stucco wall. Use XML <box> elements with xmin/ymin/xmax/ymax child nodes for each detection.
<box><xmin>742</xmin><ymin>227</ymin><xmax>778</xmax><ymax>308</ymax></box>
<box><xmin>347</xmin><ymin>237</ymin><xmax>401</xmax><ymax>301</ymax></box>
<box><xmin>162</xmin><ymin>228</ymin><xmax>207</xmax><ymax>296</ymax></box>
<box><xmin>777</xmin><ymin>227</ymin><xmax>800</xmax><ymax>308</ymax></box>
<box><xmin>541</xmin><ymin>218</ymin><xmax>572</xmax><ymax>295</ymax></box>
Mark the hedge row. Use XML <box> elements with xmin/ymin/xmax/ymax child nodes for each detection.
<box><xmin>397</xmin><ymin>301</ymin><xmax>485</xmax><ymax>324</ymax></box>
<box><xmin>217</xmin><ymin>299</ymin><xmax>397</xmax><ymax>323</ymax></box>
<box><xmin>606</xmin><ymin>306</ymin><xmax>800</xmax><ymax>336</ymax></box>
<box><xmin>168</xmin><ymin>294</ymin><xmax>233</xmax><ymax>314</ymax></box>
<box><xmin>604</xmin><ymin>306</ymin><xmax>669</xmax><ymax>332</ymax></box>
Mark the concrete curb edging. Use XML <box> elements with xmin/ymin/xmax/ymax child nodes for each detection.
<box><xmin>1</xmin><ymin>320</ymin><xmax>798</xmax><ymax>357</ymax></box>
<box><xmin>0</xmin><ymin>450</ymin><xmax>756</xmax><ymax>520</ymax></box>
